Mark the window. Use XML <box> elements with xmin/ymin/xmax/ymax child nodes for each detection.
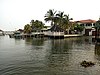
<box><xmin>93</xmin><ymin>23</ymin><xmax>95</xmax><ymax>26</ymax></box>
<box><xmin>80</xmin><ymin>24</ymin><xmax>84</xmax><ymax>26</ymax></box>
<box><xmin>86</xmin><ymin>23</ymin><xmax>92</xmax><ymax>26</ymax></box>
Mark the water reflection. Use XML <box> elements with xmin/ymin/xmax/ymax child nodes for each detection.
<box><xmin>0</xmin><ymin>36</ymin><xmax>98</xmax><ymax>75</ymax></box>
<box><xmin>47</xmin><ymin>38</ymin><xmax>91</xmax><ymax>75</ymax></box>
<box><xmin>25</xmin><ymin>38</ymin><xmax>45</xmax><ymax>46</ymax></box>
<box><xmin>51</xmin><ymin>39</ymin><xmax>72</xmax><ymax>54</ymax></box>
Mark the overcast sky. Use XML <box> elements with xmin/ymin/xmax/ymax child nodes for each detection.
<box><xmin>0</xmin><ymin>0</ymin><xmax>100</xmax><ymax>31</ymax></box>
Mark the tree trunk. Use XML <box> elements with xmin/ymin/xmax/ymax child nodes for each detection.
<box><xmin>95</xmin><ymin>28</ymin><xmax>98</xmax><ymax>40</ymax></box>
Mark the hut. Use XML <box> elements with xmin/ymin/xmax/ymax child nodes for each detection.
<box><xmin>46</xmin><ymin>25</ymin><xmax>64</xmax><ymax>39</ymax></box>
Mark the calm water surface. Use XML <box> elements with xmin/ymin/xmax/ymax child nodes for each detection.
<box><xmin>0</xmin><ymin>35</ymin><xmax>100</xmax><ymax>75</ymax></box>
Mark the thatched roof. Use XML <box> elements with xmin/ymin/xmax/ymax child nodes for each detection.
<box><xmin>49</xmin><ymin>25</ymin><xmax>64</xmax><ymax>32</ymax></box>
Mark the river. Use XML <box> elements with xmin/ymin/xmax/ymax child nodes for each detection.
<box><xmin>0</xmin><ymin>35</ymin><xmax>100</xmax><ymax>75</ymax></box>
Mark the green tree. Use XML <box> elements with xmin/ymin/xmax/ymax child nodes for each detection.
<box><xmin>56</xmin><ymin>11</ymin><xmax>73</xmax><ymax>33</ymax></box>
<box><xmin>44</xmin><ymin>9</ymin><xmax>57</xmax><ymax>25</ymax></box>
<box><xmin>44</xmin><ymin>9</ymin><xmax>73</xmax><ymax>34</ymax></box>
<box><xmin>24</xmin><ymin>24</ymin><xmax>32</xmax><ymax>34</ymax></box>
<box><xmin>31</xmin><ymin>20</ymin><xmax>45</xmax><ymax>32</ymax></box>
<box><xmin>56</xmin><ymin>11</ymin><xmax>65</xmax><ymax>28</ymax></box>
<box><xmin>74</xmin><ymin>24</ymin><xmax>84</xmax><ymax>33</ymax></box>
<box><xmin>94</xmin><ymin>20</ymin><xmax>100</xmax><ymax>39</ymax></box>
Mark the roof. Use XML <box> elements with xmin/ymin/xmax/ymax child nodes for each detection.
<box><xmin>49</xmin><ymin>25</ymin><xmax>64</xmax><ymax>32</ymax></box>
<box><xmin>76</xmin><ymin>19</ymin><xmax>96</xmax><ymax>23</ymax></box>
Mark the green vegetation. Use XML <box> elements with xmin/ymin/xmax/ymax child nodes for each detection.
<box><xmin>94</xmin><ymin>21</ymin><xmax>100</xmax><ymax>29</ymax></box>
<box><xmin>30</xmin><ymin>20</ymin><xmax>45</xmax><ymax>32</ymax></box>
<box><xmin>44</xmin><ymin>9</ymin><xmax>57</xmax><ymax>25</ymax></box>
<box><xmin>23</xmin><ymin>9</ymin><xmax>87</xmax><ymax>34</ymax></box>
<box><xmin>24</xmin><ymin>20</ymin><xmax>45</xmax><ymax>33</ymax></box>
<box><xmin>44</xmin><ymin>9</ymin><xmax>73</xmax><ymax>32</ymax></box>
<box><xmin>74</xmin><ymin>24</ymin><xmax>84</xmax><ymax>33</ymax></box>
<box><xmin>93</xmin><ymin>19</ymin><xmax>100</xmax><ymax>38</ymax></box>
<box><xmin>24</xmin><ymin>24</ymin><xmax>32</xmax><ymax>34</ymax></box>
<box><xmin>23</xmin><ymin>9</ymin><xmax>74</xmax><ymax>34</ymax></box>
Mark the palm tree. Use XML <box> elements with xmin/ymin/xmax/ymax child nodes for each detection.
<box><xmin>44</xmin><ymin>9</ymin><xmax>73</xmax><ymax>34</ymax></box>
<box><xmin>64</xmin><ymin>14</ymin><xmax>73</xmax><ymax>34</ymax></box>
<box><xmin>44</xmin><ymin>9</ymin><xmax>57</xmax><ymax>26</ymax></box>
<box><xmin>94</xmin><ymin>19</ymin><xmax>100</xmax><ymax>39</ymax></box>
<box><xmin>56</xmin><ymin>11</ymin><xmax>65</xmax><ymax>27</ymax></box>
<box><xmin>56</xmin><ymin>11</ymin><xmax>73</xmax><ymax>33</ymax></box>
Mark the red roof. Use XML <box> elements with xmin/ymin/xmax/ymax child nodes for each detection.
<box><xmin>76</xmin><ymin>19</ymin><xmax>96</xmax><ymax>23</ymax></box>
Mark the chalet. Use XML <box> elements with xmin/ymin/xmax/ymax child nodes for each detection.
<box><xmin>76</xmin><ymin>19</ymin><xmax>96</xmax><ymax>36</ymax></box>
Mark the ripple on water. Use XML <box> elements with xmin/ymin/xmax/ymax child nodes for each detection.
<box><xmin>0</xmin><ymin>36</ymin><xmax>100</xmax><ymax>75</ymax></box>
<box><xmin>0</xmin><ymin>66</ymin><xmax>90</xmax><ymax>75</ymax></box>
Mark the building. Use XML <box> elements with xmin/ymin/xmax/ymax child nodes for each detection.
<box><xmin>76</xmin><ymin>19</ymin><xmax>96</xmax><ymax>36</ymax></box>
<box><xmin>44</xmin><ymin>25</ymin><xmax>64</xmax><ymax>39</ymax></box>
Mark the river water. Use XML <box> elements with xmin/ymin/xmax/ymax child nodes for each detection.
<box><xmin>0</xmin><ymin>35</ymin><xmax>100</xmax><ymax>75</ymax></box>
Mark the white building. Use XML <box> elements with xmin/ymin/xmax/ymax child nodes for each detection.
<box><xmin>76</xmin><ymin>19</ymin><xmax>96</xmax><ymax>36</ymax></box>
<box><xmin>43</xmin><ymin>25</ymin><xmax>64</xmax><ymax>39</ymax></box>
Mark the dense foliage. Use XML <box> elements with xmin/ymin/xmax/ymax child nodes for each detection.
<box><xmin>30</xmin><ymin>20</ymin><xmax>45</xmax><ymax>31</ymax></box>
<box><xmin>74</xmin><ymin>24</ymin><xmax>84</xmax><ymax>33</ymax></box>
<box><xmin>24</xmin><ymin>24</ymin><xmax>32</xmax><ymax>33</ymax></box>
<box><xmin>44</xmin><ymin>9</ymin><xmax>73</xmax><ymax>30</ymax></box>
<box><xmin>24</xmin><ymin>20</ymin><xmax>45</xmax><ymax>33</ymax></box>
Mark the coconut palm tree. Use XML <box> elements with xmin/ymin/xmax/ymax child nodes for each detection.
<box><xmin>44</xmin><ymin>9</ymin><xmax>73</xmax><ymax>34</ymax></box>
<box><xmin>44</xmin><ymin>9</ymin><xmax>57</xmax><ymax>26</ymax></box>
<box><xmin>64</xmin><ymin>15</ymin><xmax>73</xmax><ymax>34</ymax></box>
<box><xmin>94</xmin><ymin>20</ymin><xmax>100</xmax><ymax>39</ymax></box>
<box><xmin>56</xmin><ymin>11</ymin><xmax>65</xmax><ymax>27</ymax></box>
<box><xmin>56</xmin><ymin>11</ymin><xmax>73</xmax><ymax>33</ymax></box>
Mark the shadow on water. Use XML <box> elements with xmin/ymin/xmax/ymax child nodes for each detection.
<box><xmin>25</xmin><ymin>38</ymin><xmax>45</xmax><ymax>46</ymax></box>
<box><xmin>47</xmin><ymin>38</ymin><xmax>90</xmax><ymax>75</ymax></box>
<box><xmin>51</xmin><ymin>39</ymin><xmax>72</xmax><ymax>54</ymax></box>
<box><xmin>50</xmin><ymin>37</ymin><xmax>89</xmax><ymax>54</ymax></box>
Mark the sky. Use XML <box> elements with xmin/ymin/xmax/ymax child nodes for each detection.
<box><xmin>0</xmin><ymin>0</ymin><xmax>100</xmax><ymax>31</ymax></box>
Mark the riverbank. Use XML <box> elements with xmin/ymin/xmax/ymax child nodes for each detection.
<box><xmin>9</xmin><ymin>32</ymin><xmax>83</xmax><ymax>39</ymax></box>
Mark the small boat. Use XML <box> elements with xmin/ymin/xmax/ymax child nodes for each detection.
<box><xmin>9</xmin><ymin>31</ymin><xmax>22</xmax><ymax>38</ymax></box>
